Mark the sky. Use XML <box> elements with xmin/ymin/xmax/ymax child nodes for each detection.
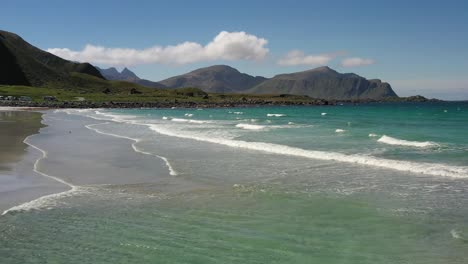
<box><xmin>2</xmin><ymin>0</ymin><xmax>468</xmax><ymax>99</ymax></box>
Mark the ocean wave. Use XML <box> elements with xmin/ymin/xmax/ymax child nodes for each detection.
<box><xmin>84</xmin><ymin>110</ymin><xmax>468</xmax><ymax>178</ymax></box>
<box><xmin>377</xmin><ymin>135</ymin><xmax>438</xmax><ymax>148</ymax></box>
<box><xmin>85</xmin><ymin>123</ymin><xmax>178</xmax><ymax>176</ymax></box>
<box><xmin>369</xmin><ymin>133</ymin><xmax>379</xmax><ymax>137</ymax></box>
<box><xmin>184</xmin><ymin>113</ymin><xmax>193</xmax><ymax>117</ymax></box>
<box><xmin>321</xmin><ymin>112</ymin><xmax>327</xmax><ymax>116</ymax></box>
<box><xmin>267</xmin><ymin>113</ymin><xmax>286</xmax><ymax>117</ymax></box>
<box><xmin>335</xmin><ymin>129</ymin><xmax>346</xmax><ymax>133</ymax></box>
<box><xmin>2</xmin><ymin>136</ymin><xmax>80</xmax><ymax>216</ymax></box>
<box><xmin>170</xmin><ymin>118</ymin><xmax>210</xmax><ymax>124</ymax></box>
<box><xmin>235</xmin><ymin>123</ymin><xmax>266</xmax><ymax>130</ymax></box>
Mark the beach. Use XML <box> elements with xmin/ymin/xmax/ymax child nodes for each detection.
<box><xmin>1</xmin><ymin>103</ymin><xmax>467</xmax><ymax>263</ymax></box>
<box><xmin>0</xmin><ymin>109</ymin><xmax>69</xmax><ymax>213</ymax></box>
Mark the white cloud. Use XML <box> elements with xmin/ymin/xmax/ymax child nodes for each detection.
<box><xmin>340</xmin><ymin>57</ymin><xmax>375</xmax><ymax>67</ymax></box>
<box><xmin>277</xmin><ymin>50</ymin><xmax>339</xmax><ymax>66</ymax></box>
<box><xmin>47</xmin><ymin>31</ymin><xmax>269</xmax><ymax>66</ymax></box>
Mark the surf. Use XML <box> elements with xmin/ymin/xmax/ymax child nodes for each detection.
<box><xmin>85</xmin><ymin>123</ymin><xmax>178</xmax><ymax>176</ymax></box>
<box><xmin>377</xmin><ymin>135</ymin><xmax>439</xmax><ymax>148</ymax></box>
<box><xmin>2</xmin><ymin>136</ymin><xmax>82</xmax><ymax>216</ymax></box>
<box><xmin>71</xmin><ymin>110</ymin><xmax>468</xmax><ymax>179</ymax></box>
<box><xmin>235</xmin><ymin>123</ymin><xmax>266</xmax><ymax>130</ymax></box>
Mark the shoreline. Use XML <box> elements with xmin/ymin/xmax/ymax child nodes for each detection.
<box><xmin>0</xmin><ymin>110</ymin><xmax>69</xmax><ymax>213</ymax></box>
<box><xmin>0</xmin><ymin>97</ymin><xmax>448</xmax><ymax>109</ymax></box>
<box><xmin>0</xmin><ymin>110</ymin><xmax>44</xmax><ymax>170</ymax></box>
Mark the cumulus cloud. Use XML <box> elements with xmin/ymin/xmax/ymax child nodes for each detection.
<box><xmin>277</xmin><ymin>50</ymin><xmax>341</xmax><ymax>66</ymax></box>
<box><xmin>47</xmin><ymin>31</ymin><xmax>269</xmax><ymax>66</ymax></box>
<box><xmin>340</xmin><ymin>57</ymin><xmax>375</xmax><ymax>67</ymax></box>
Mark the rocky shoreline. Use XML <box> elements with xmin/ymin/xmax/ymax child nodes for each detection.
<box><xmin>0</xmin><ymin>95</ymin><xmax>444</xmax><ymax>109</ymax></box>
<box><xmin>0</xmin><ymin>99</ymin><xmax>333</xmax><ymax>109</ymax></box>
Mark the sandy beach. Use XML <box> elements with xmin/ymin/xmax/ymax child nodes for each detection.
<box><xmin>0</xmin><ymin>109</ymin><xmax>67</xmax><ymax>213</ymax></box>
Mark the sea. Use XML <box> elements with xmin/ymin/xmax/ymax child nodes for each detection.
<box><xmin>1</xmin><ymin>102</ymin><xmax>468</xmax><ymax>263</ymax></box>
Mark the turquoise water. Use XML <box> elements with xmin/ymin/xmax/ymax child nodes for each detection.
<box><xmin>1</xmin><ymin>103</ymin><xmax>468</xmax><ymax>263</ymax></box>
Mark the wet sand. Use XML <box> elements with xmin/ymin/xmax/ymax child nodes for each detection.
<box><xmin>0</xmin><ymin>110</ymin><xmax>67</xmax><ymax>213</ymax></box>
<box><xmin>0</xmin><ymin>110</ymin><xmax>44</xmax><ymax>170</ymax></box>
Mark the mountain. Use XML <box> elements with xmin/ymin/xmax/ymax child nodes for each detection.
<box><xmin>97</xmin><ymin>67</ymin><xmax>165</xmax><ymax>88</ymax></box>
<box><xmin>248</xmin><ymin>66</ymin><xmax>397</xmax><ymax>100</ymax></box>
<box><xmin>0</xmin><ymin>30</ymin><xmax>104</xmax><ymax>87</ymax></box>
<box><xmin>158</xmin><ymin>65</ymin><xmax>267</xmax><ymax>93</ymax></box>
<box><xmin>97</xmin><ymin>67</ymin><xmax>139</xmax><ymax>82</ymax></box>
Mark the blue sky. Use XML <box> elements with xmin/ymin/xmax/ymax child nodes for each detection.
<box><xmin>2</xmin><ymin>0</ymin><xmax>468</xmax><ymax>99</ymax></box>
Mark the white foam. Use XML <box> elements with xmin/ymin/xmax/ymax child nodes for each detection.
<box><xmin>288</xmin><ymin>122</ymin><xmax>295</xmax><ymax>125</ymax></box>
<box><xmin>450</xmin><ymin>229</ymin><xmax>465</xmax><ymax>240</ymax></box>
<box><xmin>171</xmin><ymin>118</ymin><xmax>210</xmax><ymax>124</ymax></box>
<box><xmin>184</xmin><ymin>113</ymin><xmax>193</xmax><ymax>117</ymax></box>
<box><xmin>321</xmin><ymin>113</ymin><xmax>327</xmax><ymax>116</ymax></box>
<box><xmin>86</xmin><ymin>110</ymin><xmax>468</xmax><ymax>178</ymax></box>
<box><xmin>162</xmin><ymin>116</ymin><xmax>169</xmax><ymax>120</ymax></box>
<box><xmin>267</xmin><ymin>113</ymin><xmax>286</xmax><ymax>117</ymax></box>
<box><xmin>145</xmin><ymin>124</ymin><xmax>468</xmax><ymax>178</ymax></box>
<box><xmin>335</xmin><ymin>129</ymin><xmax>346</xmax><ymax>133</ymax></box>
<box><xmin>369</xmin><ymin>133</ymin><xmax>379</xmax><ymax>137</ymax></box>
<box><xmin>378</xmin><ymin>135</ymin><xmax>438</xmax><ymax>148</ymax></box>
<box><xmin>2</xmin><ymin>137</ymin><xmax>80</xmax><ymax>216</ymax></box>
<box><xmin>235</xmin><ymin>123</ymin><xmax>266</xmax><ymax>130</ymax></box>
<box><xmin>85</xmin><ymin>123</ymin><xmax>178</xmax><ymax>176</ymax></box>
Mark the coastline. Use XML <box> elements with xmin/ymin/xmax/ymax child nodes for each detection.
<box><xmin>0</xmin><ymin>96</ymin><xmax>447</xmax><ymax>109</ymax></box>
<box><xmin>0</xmin><ymin>109</ymin><xmax>68</xmax><ymax>213</ymax></box>
<box><xmin>0</xmin><ymin>110</ymin><xmax>44</xmax><ymax>170</ymax></box>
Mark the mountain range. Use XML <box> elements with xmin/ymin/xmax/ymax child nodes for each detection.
<box><xmin>1</xmin><ymin>29</ymin><xmax>397</xmax><ymax>100</ymax></box>
<box><xmin>96</xmin><ymin>67</ymin><xmax>166</xmax><ymax>88</ymax></box>
<box><xmin>100</xmin><ymin>65</ymin><xmax>397</xmax><ymax>99</ymax></box>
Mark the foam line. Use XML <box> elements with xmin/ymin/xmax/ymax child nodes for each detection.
<box><xmin>85</xmin><ymin>123</ymin><xmax>178</xmax><ymax>176</ymax></box>
<box><xmin>2</xmin><ymin>136</ymin><xmax>78</xmax><ymax>216</ymax></box>
<box><xmin>144</xmin><ymin>124</ymin><xmax>468</xmax><ymax>178</ymax></box>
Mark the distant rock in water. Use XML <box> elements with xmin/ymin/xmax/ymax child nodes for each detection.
<box><xmin>158</xmin><ymin>65</ymin><xmax>267</xmax><ymax>93</ymax></box>
<box><xmin>248</xmin><ymin>66</ymin><xmax>397</xmax><ymax>100</ymax></box>
<box><xmin>0</xmin><ymin>29</ymin><xmax>104</xmax><ymax>87</ymax></box>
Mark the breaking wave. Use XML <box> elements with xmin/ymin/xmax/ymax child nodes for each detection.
<box><xmin>378</xmin><ymin>135</ymin><xmax>439</xmax><ymax>148</ymax></box>
<box><xmin>2</xmin><ymin>136</ymin><xmax>81</xmax><ymax>215</ymax></box>
<box><xmin>68</xmin><ymin>110</ymin><xmax>468</xmax><ymax>179</ymax></box>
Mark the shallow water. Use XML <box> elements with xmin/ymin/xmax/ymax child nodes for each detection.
<box><xmin>1</xmin><ymin>103</ymin><xmax>467</xmax><ymax>263</ymax></box>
